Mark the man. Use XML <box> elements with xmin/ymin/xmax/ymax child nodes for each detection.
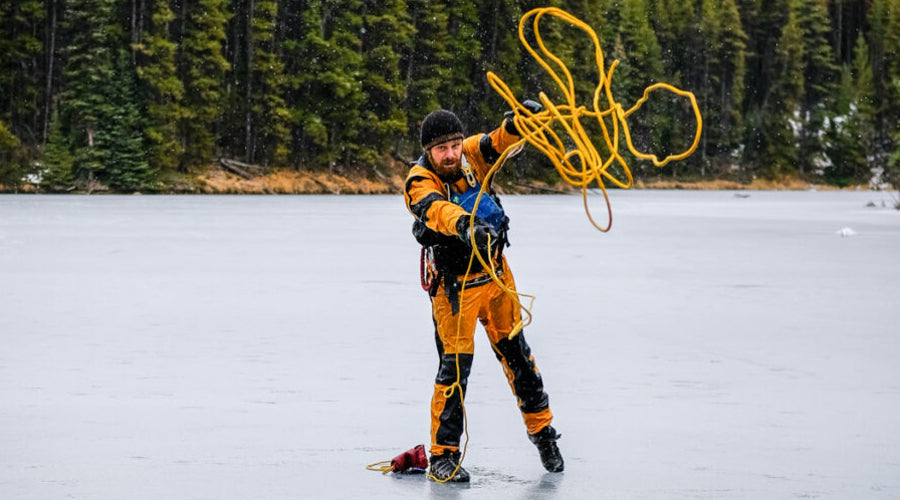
<box><xmin>404</xmin><ymin>106</ymin><xmax>563</xmax><ymax>483</ymax></box>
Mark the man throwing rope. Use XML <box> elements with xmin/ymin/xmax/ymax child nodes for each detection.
<box><xmin>404</xmin><ymin>106</ymin><xmax>564</xmax><ymax>482</ymax></box>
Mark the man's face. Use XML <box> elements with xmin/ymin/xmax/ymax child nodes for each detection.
<box><xmin>428</xmin><ymin>139</ymin><xmax>463</xmax><ymax>178</ymax></box>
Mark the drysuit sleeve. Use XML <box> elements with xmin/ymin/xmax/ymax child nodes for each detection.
<box><xmin>464</xmin><ymin>119</ymin><xmax>524</xmax><ymax>186</ymax></box>
<box><xmin>404</xmin><ymin>165</ymin><xmax>467</xmax><ymax>237</ymax></box>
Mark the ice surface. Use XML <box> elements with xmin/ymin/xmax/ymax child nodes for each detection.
<box><xmin>1</xmin><ymin>191</ymin><xmax>899</xmax><ymax>499</ymax></box>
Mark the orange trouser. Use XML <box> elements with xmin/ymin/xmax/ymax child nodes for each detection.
<box><xmin>429</xmin><ymin>258</ymin><xmax>553</xmax><ymax>456</ymax></box>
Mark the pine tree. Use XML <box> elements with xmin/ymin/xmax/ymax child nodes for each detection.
<box><xmin>402</xmin><ymin>0</ymin><xmax>453</xmax><ymax>147</ymax></box>
<box><xmin>222</xmin><ymin>0</ymin><xmax>290</xmax><ymax>166</ymax></box>
<box><xmin>824</xmin><ymin>33</ymin><xmax>876</xmax><ymax>186</ymax></box>
<box><xmin>792</xmin><ymin>0</ymin><xmax>838</xmax><ymax>177</ymax></box>
<box><xmin>50</xmin><ymin>0</ymin><xmax>127</xmax><ymax>189</ymax></box>
<box><xmin>283</xmin><ymin>0</ymin><xmax>365</xmax><ymax>169</ymax></box>
<box><xmin>179</xmin><ymin>0</ymin><xmax>231</xmax><ymax>169</ymax></box>
<box><xmin>612</xmin><ymin>0</ymin><xmax>666</xmax><ymax>177</ymax></box>
<box><xmin>357</xmin><ymin>0</ymin><xmax>414</xmax><ymax>163</ymax></box>
<box><xmin>0</xmin><ymin>119</ymin><xmax>24</xmax><ymax>188</ymax></box>
<box><xmin>475</xmin><ymin>0</ymin><xmax>525</xmax><ymax>128</ymax></box>
<box><xmin>738</xmin><ymin>0</ymin><xmax>791</xmax><ymax>159</ymax></box>
<box><xmin>0</xmin><ymin>0</ymin><xmax>45</xmax><ymax>146</ymax></box>
<box><xmin>698</xmin><ymin>0</ymin><xmax>747</xmax><ymax>174</ymax></box>
<box><xmin>653</xmin><ymin>0</ymin><xmax>697</xmax><ymax>87</ymax></box>
<box><xmin>247</xmin><ymin>0</ymin><xmax>290</xmax><ymax>165</ymax></box>
<box><xmin>718</xmin><ymin>0</ymin><xmax>748</xmax><ymax>146</ymax></box>
<box><xmin>745</xmin><ymin>6</ymin><xmax>804</xmax><ymax>178</ymax></box>
<box><xmin>868</xmin><ymin>0</ymin><xmax>894</xmax><ymax>175</ymax></box>
<box><xmin>443</xmin><ymin>4</ymin><xmax>482</xmax><ymax>125</ymax></box>
<box><xmin>882</xmin><ymin>0</ymin><xmax>900</xmax><ymax>193</ymax></box>
<box><xmin>612</xmin><ymin>0</ymin><xmax>664</xmax><ymax>103</ymax></box>
<box><xmin>38</xmin><ymin>113</ymin><xmax>75</xmax><ymax>190</ymax></box>
<box><xmin>135</xmin><ymin>0</ymin><xmax>184</xmax><ymax>173</ymax></box>
<box><xmin>538</xmin><ymin>0</ymin><xmax>599</xmax><ymax>108</ymax></box>
<box><xmin>101</xmin><ymin>50</ymin><xmax>155</xmax><ymax>191</ymax></box>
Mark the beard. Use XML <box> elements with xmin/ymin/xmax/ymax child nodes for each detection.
<box><xmin>431</xmin><ymin>154</ymin><xmax>462</xmax><ymax>181</ymax></box>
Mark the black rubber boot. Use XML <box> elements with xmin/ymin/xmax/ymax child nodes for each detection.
<box><xmin>428</xmin><ymin>451</ymin><xmax>470</xmax><ymax>482</ymax></box>
<box><xmin>529</xmin><ymin>425</ymin><xmax>564</xmax><ymax>472</ymax></box>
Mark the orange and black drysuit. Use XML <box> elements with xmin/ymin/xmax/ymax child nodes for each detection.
<box><xmin>404</xmin><ymin>118</ymin><xmax>554</xmax><ymax>456</ymax></box>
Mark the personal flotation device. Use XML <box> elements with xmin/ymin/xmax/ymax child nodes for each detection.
<box><xmin>412</xmin><ymin>154</ymin><xmax>510</xmax><ymax>317</ymax></box>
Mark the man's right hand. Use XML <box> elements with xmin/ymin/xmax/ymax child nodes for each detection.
<box><xmin>457</xmin><ymin>215</ymin><xmax>499</xmax><ymax>256</ymax></box>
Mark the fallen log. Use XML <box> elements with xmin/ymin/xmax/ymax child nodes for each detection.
<box><xmin>217</xmin><ymin>158</ymin><xmax>261</xmax><ymax>179</ymax></box>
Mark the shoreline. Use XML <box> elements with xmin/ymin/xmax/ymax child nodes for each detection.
<box><xmin>1</xmin><ymin>165</ymin><xmax>889</xmax><ymax>195</ymax></box>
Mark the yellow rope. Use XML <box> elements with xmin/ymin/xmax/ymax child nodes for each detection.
<box><xmin>466</xmin><ymin>6</ymin><xmax>702</xmax><ymax>343</ymax></box>
<box><xmin>419</xmin><ymin>7</ymin><xmax>701</xmax><ymax>482</ymax></box>
<box><xmin>488</xmin><ymin>6</ymin><xmax>702</xmax><ymax>231</ymax></box>
<box><xmin>365</xmin><ymin>461</ymin><xmax>394</xmax><ymax>474</ymax></box>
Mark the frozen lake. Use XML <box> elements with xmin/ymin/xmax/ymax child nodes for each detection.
<box><xmin>1</xmin><ymin>191</ymin><xmax>899</xmax><ymax>499</ymax></box>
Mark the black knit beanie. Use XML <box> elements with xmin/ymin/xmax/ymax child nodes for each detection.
<box><xmin>420</xmin><ymin>110</ymin><xmax>464</xmax><ymax>150</ymax></box>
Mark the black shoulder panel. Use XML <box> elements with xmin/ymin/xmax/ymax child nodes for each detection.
<box><xmin>479</xmin><ymin>134</ymin><xmax>502</xmax><ymax>166</ymax></box>
<box><xmin>409</xmin><ymin>191</ymin><xmax>444</xmax><ymax>220</ymax></box>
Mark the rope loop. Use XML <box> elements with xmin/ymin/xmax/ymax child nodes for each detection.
<box><xmin>487</xmin><ymin>6</ymin><xmax>703</xmax><ymax>232</ymax></box>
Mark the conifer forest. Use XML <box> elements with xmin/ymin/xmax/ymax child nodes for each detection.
<box><xmin>1</xmin><ymin>0</ymin><xmax>899</xmax><ymax>193</ymax></box>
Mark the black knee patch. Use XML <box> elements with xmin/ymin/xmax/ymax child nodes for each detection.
<box><xmin>436</xmin><ymin>353</ymin><xmax>473</xmax><ymax>386</ymax></box>
<box><xmin>494</xmin><ymin>333</ymin><xmax>549</xmax><ymax>413</ymax></box>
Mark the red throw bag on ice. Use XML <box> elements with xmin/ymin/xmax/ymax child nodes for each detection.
<box><xmin>391</xmin><ymin>444</ymin><xmax>427</xmax><ymax>473</ymax></box>
<box><xmin>367</xmin><ymin>444</ymin><xmax>428</xmax><ymax>475</ymax></box>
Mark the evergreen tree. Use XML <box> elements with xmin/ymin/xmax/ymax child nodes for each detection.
<box><xmin>869</xmin><ymin>0</ymin><xmax>890</xmax><ymax>155</ymax></box>
<box><xmin>402</xmin><ymin>0</ymin><xmax>453</xmax><ymax>148</ymax></box>
<box><xmin>0</xmin><ymin>0</ymin><xmax>45</xmax><ymax>145</ymax></box>
<box><xmin>49</xmin><ymin>0</ymin><xmax>148</xmax><ymax>190</ymax></box>
<box><xmin>135</xmin><ymin>0</ymin><xmax>184</xmax><ymax>173</ymax></box>
<box><xmin>476</xmin><ymin>0</ymin><xmax>526</xmax><ymax>128</ymax></box>
<box><xmin>358</xmin><ymin>0</ymin><xmax>414</xmax><ymax>163</ymax></box>
<box><xmin>0</xmin><ymin>119</ymin><xmax>24</xmax><ymax>188</ymax></box>
<box><xmin>223</xmin><ymin>0</ymin><xmax>290</xmax><ymax>166</ymax></box>
<box><xmin>610</xmin><ymin>0</ymin><xmax>664</xmax><ymax>103</ymax></box>
<box><xmin>824</xmin><ymin>33</ymin><xmax>876</xmax><ymax>186</ymax></box>
<box><xmin>283</xmin><ymin>0</ymin><xmax>365</xmax><ymax>169</ymax></box>
<box><xmin>101</xmin><ymin>50</ymin><xmax>155</xmax><ymax>191</ymax></box>
<box><xmin>652</xmin><ymin>0</ymin><xmax>697</xmax><ymax>87</ymax></box>
<box><xmin>745</xmin><ymin>6</ymin><xmax>804</xmax><ymax>178</ymax></box>
<box><xmin>791</xmin><ymin>0</ymin><xmax>838</xmax><ymax>176</ymax></box>
<box><xmin>736</xmin><ymin>0</ymin><xmax>790</xmax><ymax>110</ymax></box>
<box><xmin>882</xmin><ymin>0</ymin><xmax>900</xmax><ymax>193</ymax></box>
<box><xmin>38</xmin><ymin>113</ymin><xmax>75</xmax><ymax>190</ymax></box>
<box><xmin>247</xmin><ymin>0</ymin><xmax>290</xmax><ymax>165</ymax></box>
<box><xmin>698</xmin><ymin>0</ymin><xmax>747</xmax><ymax>174</ymax></box>
<box><xmin>611</xmin><ymin>0</ymin><xmax>666</xmax><ymax>177</ymax></box>
<box><xmin>542</xmin><ymin>0</ymin><xmax>599</xmax><ymax>108</ymax></box>
<box><xmin>443</xmin><ymin>4</ymin><xmax>482</xmax><ymax>124</ymax></box>
<box><xmin>179</xmin><ymin>0</ymin><xmax>231</xmax><ymax>169</ymax></box>
<box><xmin>55</xmin><ymin>0</ymin><xmax>115</xmax><ymax>186</ymax></box>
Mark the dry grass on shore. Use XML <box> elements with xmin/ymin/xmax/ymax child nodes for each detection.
<box><xmin>634</xmin><ymin>177</ymin><xmax>852</xmax><ymax>191</ymax></box>
<box><xmin>197</xmin><ymin>167</ymin><xmax>405</xmax><ymax>194</ymax></box>
<box><xmin>197</xmin><ymin>165</ymin><xmax>865</xmax><ymax>195</ymax></box>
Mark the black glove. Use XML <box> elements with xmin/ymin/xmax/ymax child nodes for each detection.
<box><xmin>456</xmin><ymin>215</ymin><xmax>498</xmax><ymax>256</ymax></box>
<box><xmin>504</xmin><ymin>99</ymin><xmax>545</xmax><ymax>134</ymax></box>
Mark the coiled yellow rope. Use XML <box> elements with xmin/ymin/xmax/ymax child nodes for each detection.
<box><xmin>468</xmin><ymin>6</ymin><xmax>702</xmax><ymax>341</ymax></box>
<box><xmin>489</xmin><ymin>6</ymin><xmax>703</xmax><ymax>232</ymax></box>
